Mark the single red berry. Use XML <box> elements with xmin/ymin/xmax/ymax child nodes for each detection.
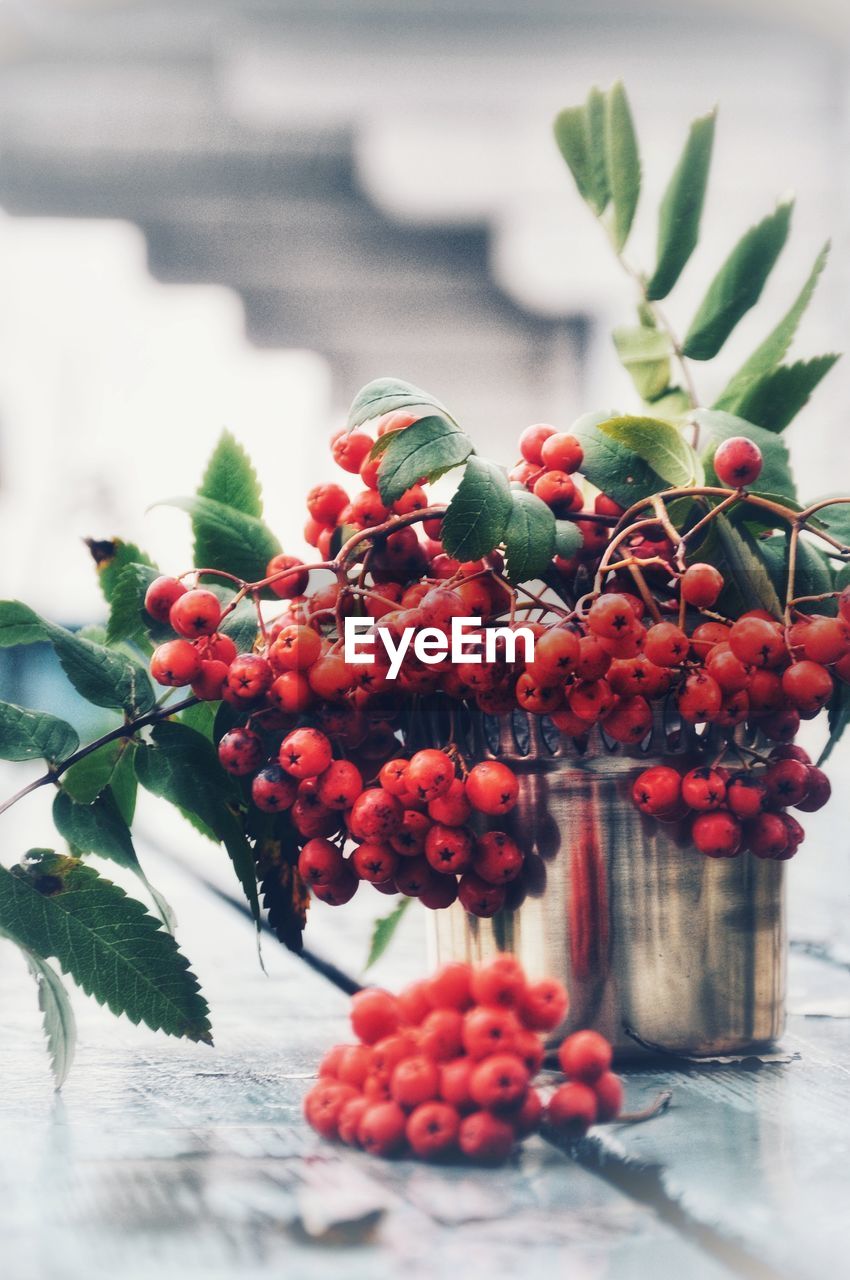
<box><xmin>462</xmin><ymin>1006</ymin><xmax>520</xmax><ymax>1060</ymax></box>
<box><xmin>781</xmin><ymin>661</ymin><xmax>833</xmax><ymax>717</ymax></box>
<box><xmin>439</xmin><ymin>1057</ymin><xmax>475</xmax><ymax>1109</ymax></box>
<box><xmin>546</xmin><ymin>1082</ymin><xmax>598</xmax><ymax>1137</ymax></box>
<box><xmin>744</xmin><ymin>812</ymin><xmax>790</xmax><ymax>859</ymax></box>
<box><xmin>331</xmin><ymin>429</ymin><xmax>373</xmax><ymax>474</ymax></box>
<box><xmin>318</xmin><ymin>759</ymin><xmax>364</xmax><ymax>810</ymax></box>
<box><xmin>593</xmin><ymin>1071</ymin><xmax>624</xmax><ymax>1121</ymax></box>
<box><xmin>279</xmin><ymin>727</ymin><xmax>333</xmax><ymax>779</ymax></box>
<box><xmin>424</xmin><ymin>823</ymin><xmax>474</xmax><ymax>875</ymax></box>
<box><xmin>680</xmin><ymin>563</ymin><xmax>724</xmax><ymax>609</ymax></box>
<box><xmin>515</xmin><ymin>1028</ymin><xmax>546</xmax><ymax>1076</ymax></box>
<box><xmin>533</xmin><ymin>469</ymin><xmax>579</xmax><ymax>513</ymax></box>
<box><xmin>426</xmin><ymin>962</ymin><xmax>473</xmax><ymax>1012</ymax></box>
<box><xmin>395</xmin><ymin>856</ymin><xmax>440</xmax><ymax>898</ymax></box>
<box><xmin>518</xmin><ymin>423</ymin><xmax>557</xmax><ymax>465</ymax></box>
<box><xmin>391</xmin><ymin>1055</ymin><xmax>440</xmax><ymax>1109</ymax></box>
<box><xmin>728</xmin><ymin>617</ymin><xmax>786</xmax><ymax>669</ymax></box>
<box><xmin>473</xmin><ymin>831</ymin><xmax>524</xmax><ymax>885</ymax></box>
<box><xmin>469</xmin><ymin>955</ymin><xmax>527</xmax><ymax>1010</ymax></box>
<box><xmin>795</xmin><ymin>765</ymin><xmax>831</xmax><ymax>813</ymax></box>
<box><xmin>350</xmin><ymin>988</ymin><xmax>402</xmax><ymax>1046</ymax></box>
<box><xmin>390</xmin><ymin>809</ymin><xmax>431</xmax><ymax>857</ymax></box>
<box><xmin>681</xmin><ymin>766</ymin><xmax>727</xmax><ymax>812</ymax></box>
<box><xmin>269</xmin><ymin>624</ymin><xmax>321</xmax><ymax>673</ymax></box>
<box><xmin>794</xmin><ymin>616</ymin><xmax>850</xmax><ymax>665</ymax></box>
<box><xmin>144</xmin><ymin>574</ymin><xmax>187</xmax><ymax>623</ymax></box>
<box><xmin>759</xmin><ymin>707</ymin><xmax>801</xmax><ymax>743</ymax></box>
<box><xmin>514</xmin><ymin>1086</ymin><xmax>544</xmax><ymax>1137</ymax></box>
<box><xmin>190</xmin><ymin>658</ymin><xmax>229</xmax><ymax>701</ymax></box>
<box><xmin>169</xmin><ymin>588</ymin><xmax>222</xmax><ymax>639</ymax></box>
<box><xmin>268</xmin><ymin>670</ymin><xmax>313</xmax><ymax>714</ymax></box>
<box><xmin>405</xmin><ymin>749</ymin><xmax>454</xmax><ymax>802</ymax></box>
<box><xmin>602</xmin><ymin>695</ymin><xmax>653</xmax><ymax>744</ymax></box>
<box><xmin>337</xmin><ymin>1044</ymin><xmax>373</xmax><ymax>1088</ymax></box>
<box><xmin>706</xmin><ymin>644</ymin><xmax>751</xmax><ymax>693</ymax></box>
<box><xmin>217</xmin><ymin>726</ymin><xmax>264</xmax><ymax>776</ymax></box>
<box><xmin>337</xmin><ymin>1095</ymin><xmax>370</xmax><ymax>1146</ymax></box>
<box><xmin>378</xmin><ymin>758</ymin><xmax>410</xmax><ymax>797</ymax></box>
<box><xmin>533</xmin><ymin>627</ymin><xmax>581</xmax><ymax>677</ymax></box>
<box><xmin>317</xmin><ymin>1043</ymin><xmax>346</xmax><ymax>1077</ymax></box>
<box><xmin>358</xmin><ymin>1101</ymin><xmax>408</xmax><ymax>1156</ymax></box>
<box><xmin>631</xmin><ymin>766</ymin><xmax>682</xmax><ymax>816</ymax></box>
<box><xmin>765</xmin><ymin>758</ymin><xmax>810</xmax><ymax>807</ymax></box>
<box><xmin>713</xmin><ymin>436</ymin><xmax>763</xmax><ymax>487</ymax></box>
<box><xmin>557</xmin><ymin>1030</ymin><xmax>612</xmax><ymax>1083</ymax></box>
<box><xmin>587</xmin><ymin>594</ymin><xmax>636</xmax><ymax>639</ymax></box>
<box><xmin>458</xmin><ymin>1110</ymin><xmax>516</xmax><ymax>1162</ymax></box>
<box><xmin>470</xmin><ymin>1053</ymin><xmax>529</xmax><ymax>1112</ymax></box>
<box><xmin>304</xmin><ymin>1080</ymin><xmax>358</xmax><ymax>1140</ymax></box>
<box><xmin>306</xmin><ymin>482</ymin><xmax>348</xmax><ymax>525</ymax></box>
<box><xmin>150</xmin><ymin>638</ymin><xmax>203</xmax><ymax>687</ymax></box>
<box><xmin>297</xmin><ymin>837</ymin><xmax>346</xmax><ymax>886</ymax></box>
<box><xmin>457</xmin><ymin>873</ymin><xmax>506</xmax><ymax>918</ymax></box>
<box><xmin>397</xmin><ymin>980</ymin><xmax>432</xmax><ymax>1027</ymax></box>
<box><xmin>349</xmin><ymin>788</ymin><xmax>404</xmax><ymax>840</ymax></box>
<box><xmin>406</xmin><ymin>1101</ymin><xmax>460</xmax><ymax>1159</ymax></box>
<box><xmin>518</xmin><ymin>978</ymin><xmax>569</xmax><ymax>1032</ymax></box>
<box><xmin>266</xmin><ymin>553</ymin><xmax>309</xmax><ymax>599</ymax></box>
<box><xmin>725</xmin><ymin>772</ymin><xmax>767</xmax><ymax>820</ymax></box>
<box><xmin>427</xmin><ymin>778</ymin><xmax>472</xmax><ymax>827</ymax></box>
<box><xmin>691</xmin><ymin>809</ymin><xmax>742</xmax><ymax>858</ymax></box>
<box><xmin>540</xmin><ymin>432</ymin><xmax>584</xmax><ymax>474</ymax></box>
<box><xmin>251</xmin><ymin>764</ymin><xmax>298</xmax><ymax>812</ymax></box>
<box><xmin>351</xmin><ymin>842</ymin><xmax>398</xmax><ymax>883</ymax></box>
<box><xmin>225</xmin><ymin>653</ymin><xmax>273</xmax><ymax>703</ymax></box>
<box><xmin>308</xmin><ymin>654</ymin><xmax>352</xmax><ymax>700</ymax></box>
<box><xmin>644</xmin><ymin>622</ymin><xmax>689</xmax><ymax>668</ymax></box>
<box><xmin>419</xmin><ymin>1008</ymin><xmax>465</xmax><ymax>1061</ymax></box>
<box><xmin>465</xmin><ymin>761</ymin><xmax>519</xmax><ymax>815</ymax></box>
<box><xmin>371</xmin><ymin>1032</ymin><xmax>417</xmax><ymax>1079</ymax></box>
<box><xmin>677</xmin><ymin>671</ymin><xmax>723</xmax><ymax>723</ymax></box>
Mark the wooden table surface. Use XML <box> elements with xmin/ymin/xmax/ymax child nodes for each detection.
<box><xmin>2</xmin><ymin>781</ymin><xmax>849</xmax><ymax>1280</ymax></box>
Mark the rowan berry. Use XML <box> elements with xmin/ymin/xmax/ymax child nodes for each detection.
<box><xmin>348</xmin><ymin>489</ymin><xmax>390</xmax><ymax>527</ymax></box>
<box><xmin>518</xmin><ymin>978</ymin><xmax>569</xmax><ymax>1032</ymax></box>
<box><xmin>575</xmin><ymin>634</ymin><xmax>612</xmax><ymax>680</ymax></box>
<box><xmin>306</xmin><ymin>482</ymin><xmax>348</xmax><ymax>525</ymax></box>
<box><xmin>266</xmin><ymin>553</ymin><xmax>309</xmax><ymax>599</ymax></box>
<box><xmin>680</xmin><ymin>563</ymin><xmax>724</xmax><ymax>608</ymax></box>
<box><xmin>337</xmin><ymin>1095</ymin><xmax>370</xmax><ymax>1146</ymax></box>
<box><xmin>318</xmin><ymin>1043</ymin><xmax>346</xmax><ymax>1078</ymax></box>
<box><xmin>268</xmin><ymin>624</ymin><xmax>321</xmax><ymax>673</ymax></box>
<box><xmin>632</xmin><ymin>766</ymin><xmax>682</xmax><ymax>816</ymax></box>
<box><xmin>304</xmin><ymin>1080</ymin><xmax>358</xmax><ymax>1140</ymax></box>
<box><xmin>644</xmin><ymin>622</ymin><xmax>689</xmax><ymax>667</ymax></box>
<box><xmin>358</xmin><ymin>1101</ymin><xmax>407</xmax><ymax>1156</ymax></box>
<box><xmin>706</xmin><ymin>644</ymin><xmax>751</xmax><ymax>693</ymax></box>
<box><xmin>217</xmin><ymin>726</ymin><xmax>264</xmax><ymax>776</ymax></box>
<box><xmin>557</xmin><ymin>1029</ymin><xmax>612</xmax><ymax>1082</ymax></box>
<box><xmin>569</xmin><ymin>678</ymin><xmax>615</xmax><ymax>721</ymax></box>
<box><xmin>144</xmin><ymin>574</ymin><xmax>188</xmax><ymax>622</ymax></box>
<box><xmin>225</xmin><ymin>653</ymin><xmax>273</xmax><ymax>702</ymax></box>
<box><xmin>406</xmin><ymin>1101</ymin><xmax>460</xmax><ymax>1158</ymax></box>
<box><xmin>690</xmin><ymin>620</ymin><xmax>731</xmax><ymax>660</ymax></box>
<box><xmin>427</xmin><ymin>777</ymin><xmax>472</xmax><ymax>827</ymax></box>
<box><xmin>317</xmin><ymin>759</ymin><xmax>363</xmax><ymax>810</ymax></box>
<box><xmin>533</xmin><ymin>626</ymin><xmax>581</xmax><ymax>677</ymax></box>
<box><xmin>728</xmin><ymin>617</ymin><xmax>786</xmax><ymax>668</ymax></box>
<box><xmin>462</xmin><ymin>1006</ymin><xmax>520</xmax><ymax>1060</ymax></box>
<box><xmin>782</xmin><ymin>660</ymin><xmax>833</xmax><ymax>717</ymax></box>
<box><xmin>371</xmin><ymin>1031</ymin><xmax>417</xmax><ymax>1079</ymax></box>
<box><xmin>297</xmin><ymin>837</ymin><xmax>346</xmax><ymax>886</ymax></box>
<box><xmin>426</xmin><ymin>962</ymin><xmax>474</xmax><ymax>1012</ymax></box>
<box><xmin>307</xmin><ymin>652</ymin><xmax>353</xmax><ymax>701</ymax></box>
<box><xmin>681</xmin><ymin>766</ymin><xmax>727</xmax><ymax>811</ymax></box>
<box><xmin>513</xmin><ymin>1087</ymin><xmax>544</xmax><ymax>1137</ymax></box>
<box><xmin>390</xmin><ymin>809</ymin><xmax>432</xmax><ymax>857</ymax></box>
<box><xmin>546</xmin><ymin>1082</ymin><xmax>598</xmax><ymax>1137</ymax></box>
<box><xmin>378</xmin><ymin>758</ymin><xmax>409</xmax><ymax>797</ymax></box>
<box><xmin>470</xmin><ymin>955</ymin><xmax>526</xmax><ymax>1010</ymax></box>
<box><xmin>533</xmin><ymin>469</ymin><xmax>579</xmax><ymax>512</ymax></box>
<box><xmin>473</xmin><ymin>831</ymin><xmax>524</xmax><ymax>885</ymax></box>
<box><xmin>191</xmin><ymin>658</ymin><xmax>230</xmax><ymax>701</ymax></box>
<box><xmin>677</xmin><ymin>671</ymin><xmax>723</xmax><ymax>723</ymax></box>
<box><xmin>602</xmin><ymin>695</ymin><xmax>653</xmax><ymax>744</ymax></box>
<box><xmin>759</xmin><ymin>707</ymin><xmax>801</xmax><ymax>742</ymax></box>
<box><xmin>424</xmin><ymin>823</ymin><xmax>474</xmax><ymax>875</ymax></box>
<box><xmin>691</xmin><ymin>809</ymin><xmax>742</xmax><ymax>857</ymax></box>
<box><xmin>150</xmin><ymin>638</ymin><xmax>203</xmax><ymax>687</ymax></box>
<box><xmin>395</xmin><ymin>856</ymin><xmax>439</xmax><ymax>898</ymax></box>
<box><xmin>744</xmin><ymin>812</ymin><xmax>789</xmax><ymax>858</ymax></box>
<box><xmin>795</xmin><ymin>765</ymin><xmax>831</xmax><ymax>812</ymax></box>
<box><xmin>169</xmin><ymin>588</ymin><xmax>222</xmax><ymax>639</ymax></box>
<box><xmin>268</xmin><ymin>671</ymin><xmax>313</xmax><ymax>714</ymax></box>
<box><xmin>519</xmin><ymin>422</ymin><xmax>557</xmax><ymax>464</ymax></box>
<box><xmin>587</xmin><ymin>593</ymin><xmax>637</xmax><ymax>639</ymax></box>
<box><xmin>390</xmin><ymin>1055</ymin><xmax>440</xmax><ymax>1110</ymax></box>
<box><xmin>350</xmin><ymin>988</ymin><xmax>402</xmax><ymax>1046</ymax></box>
<box><xmin>465</xmin><ymin>761</ymin><xmax>519</xmax><ymax>815</ymax></box>
<box><xmin>332</xmin><ymin>429</ymin><xmax>373</xmax><ymax>474</ymax></box>
<box><xmin>515</xmin><ymin>671</ymin><xmax>563</xmax><ymax>715</ymax></box>
<box><xmin>469</xmin><ymin>1053</ymin><xmax>529</xmax><ymax>1112</ymax></box>
<box><xmin>725</xmin><ymin>772</ymin><xmax>767</xmax><ymax>820</ymax></box>
<box><xmin>405</xmin><ymin>749</ymin><xmax>454</xmax><ymax>802</ymax></box>
<box><xmin>457</xmin><ymin>873</ymin><xmax>506</xmax><ymax>918</ymax></box>
<box><xmin>540</xmin><ymin>432</ymin><xmax>584</xmax><ymax>473</ymax></box>
<box><xmin>593</xmin><ymin>1071</ymin><xmax>624</xmax><ymax>1121</ymax></box>
<box><xmin>713</xmin><ymin>436</ymin><xmax>763</xmax><ymax>487</ymax></box>
<box><xmin>251</xmin><ymin>764</ymin><xmax>298</xmax><ymax>812</ymax></box>
<box><xmin>279</xmin><ymin>727</ymin><xmax>333</xmax><ymax>779</ymax></box>
<box><xmin>765</xmin><ymin>758</ymin><xmax>809</xmax><ymax>807</ymax></box>
<box><xmin>349</xmin><ymin>788</ymin><xmax>403</xmax><ymax>840</ymax></box>
<box><xmin>458</xmin><ymin>1111</ymin><xmax>516</xmax><ymax>1162</ymax></box>
<box><xmin>397</xmin><ymin>980</ymin><xmax>432</xmax><ymax>1027</ymax></box>
<box><xmin>419</xmin><ymin>1008</ymin><xmax>465</xmax><ymax>1061</ymax></box>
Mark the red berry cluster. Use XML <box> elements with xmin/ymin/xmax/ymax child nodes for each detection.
<box><xmin>303</xmin><ymin>957</ymin><xmax>622</xmax><ymax>1162</ymax></box>
<box><xmin>632</xmin><ymin>743</ymin><xmax>829</xmax><ymax>859</ymax></box>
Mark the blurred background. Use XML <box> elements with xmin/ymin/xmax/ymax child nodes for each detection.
<box><xmin>0</xmin><ymin>0</ymin><xmax>847</xmax><ymax>944</ymax></box>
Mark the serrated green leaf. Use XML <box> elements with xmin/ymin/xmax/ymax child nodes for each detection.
<box><xmin>135</xmin><ymin>722</ymin><xmax>259</xmax><ymax>923</ymax></box>
<box><xmin>0</xmin><ymin>853</ymin><xmax>211</xmax><ymax>1042</ymax></box>
<box><xmin>573</xmin><ymin>412</ymin><xmax>663</xmax><ymax>509</ymax></box>
<box><xmin>198</xmin><ymin>429</ymin><xmax>264</xmax><ymax>518</ymax></box>
<box><xmin>612</xmin><ymin>325</ymin><xmax>672</xmax><ymax>401</ymax></box>
<box><xmin>0</xmin><ymin>701</ymin><xmax>79</xmax><ymax>764</ymax></box>
<box><xmin>692</xmin><ymin>408</ymin><xmax>796</xmax><ymax>502</ymax></box>
<box><xmin>553</xmin><ymin>88</ymin><xmax>610</xmax><ymax>216</ymax></box>
<box><xmin>366</xmin><ymin>897</ymin><xmax>411</xmax><ymax>970</ymax></box>
<box><xmin>554</xmin><ymin>520</ymin><xmax>583</xmax><ymax>560</ymax></box>
<box><xmin>710</xmin><ymin>515</ymin><xmax>783</xmax><ymax>617</ymax></box>
<box><xmin>504</xmin><ymin>491</ymin><xmax>556</xmax><ymax>585</ymax></box>
<box><xmin>63</xmin><ymin>739</ymin><xmax>127</xmax><ymax>805</ymax></box>
<box><xmin>597</xmin><ymin>415</ymin><xmax>701</xmax><ymax>488</ymax></box>
<box><xmin>683</xmin><ymin>201</ymin><xmax>793</xmax><ymax>360</ymax></box>
<box><xmin>0</xmin><ymin>928</ymin><xmax>77</xmax><ymax>1090</ymax></box>
<box><xmin>0</xmin><ymin>600</ymin><xmax>50</xmax><ymax>647</ymax></box>
<box><xmin>646</xmin><ymin>110</ymin><xmax>716</xmax><ymax>301</ymax></box>
<box><xmin>158</xmin><ymin>495</ymin><xmax>281</xmax><ymax>586</ymax></box>
<box><xmin>441</xmin><ymin>458</ymin><xmax>512</xmax><ymax>561</ymax></box>
<box><xmin>178</xmin><ymin>699</ymin><xmax>218</xmax><ymax>741</ymax></box>
<box><xmin>89</xmin><ymin>539</ymin><xmax>156</xmax><ymax>606</ymax></box>
<box><xmin>585</xmin><ymin>87</ymin><xmax>611</xmax><ymax>216</ymax></box>
<box><xmin>714</xmin><ymin>242</ymin><xmax>831</xmax><ymax>412</ymax></box>
<box><xmin>347</xmin><ymin>377</ymin><xmax>453</xmax><ymax>431</ymax></box>
<box><xmin>604</xmin><ymin>81</ymin><xmax>640</xmax><ymax>251</ymax></box>
<box><xmin>217</xmin><ymin>595</ymin><xmax>260</xmax><ymax>654</ymax></box>
<box><xmin>731</xmin><ymin>356</ymin><xmax>839</xmax><ymax>433</ymax></box>
<box><xmin>106</xmin><ymin>562</ymin><xmax>163</xmax><ymax>649</ymax></box>
<box><xmin>377</xmin><ymin>415</ymin><xmax>473</xmax><ymax>505</ymax></box>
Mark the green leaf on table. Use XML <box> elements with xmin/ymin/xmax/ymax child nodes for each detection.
<box><xmin>0</xmin><ymin>928</ymin><xmax>77</xmax><ymax>1089</ymax></box>
<box><xmin>441</xmin><ymin>458</ymin><xmax>512</xmax><ymax>561</ymax></box>
<box><xmin>106</xmin><ymin>562</ymin><xmax>163</xmax><ymax>648</ymax></box>
<box><xmin>197</xmin><ymin>429</ymin><xmax>264</xmax><ymax>518</ymax></box>
<box><xmin>347</xmin><ymin>377</ymin><xmax>454</xmax><ymax>431</ymax></box>
<box><xmin>714</xmin><ymin>242</ymin><xmax>831</xmax><ymax>413</ymax></box>
<box><xmin>554</xmin><ymin>520</ymin><xmax>583</xmax><ymax>560</ymax></box>
<box><xmin>604</xmin><ymin>81</ymin><xmax>640</xmax><ymax>250</ymax></box>
<box><xmin>0</xmin><ymin>852</ymin><xmax>211</xmax><ymax>1042</ymax></box>
<box><xmin>730</xmin><ymin>356</ymin><xmax>839</xmax><ymax>433</ymax></box>
<box><xmin>366</xmin><ymin>897</ymin><xmax>411</xmax><ymax>970</ymax></box>
<box><xmin>377</xmin><ymin>415</ymin><xmax>473</xmax><ymax>505</ymax></box>
<box><xmin>504</xmin><ymin>490</ymin><xmax>556</xmax><ymax>585</ymax></box>
<box><xmin>158</xmin><ymin>495</ymin><xmax>281</xmax><ymax>586</ymax></box>
<box><xmin>682</xmin><ymin>201</ymin><xmax>793</xmax><ymax>360</ymax></box>
<box><xmin>86</xmin><ymin>538</ymin><xmax>156</xmax><ymax>606</ymax></box>
<box><xmin>645</xmin><ymin>110</ymin><xmax>716</xmax><ymax>301</ymax></box>
<box><xmin>0</xmin><ymin>701</ymin><xmax>79</xmax><ymax>764</ymax></box>
<box><xmin>612</xmin><ymin>325</ymin><xmax>672</xmax><ymax>402</ymax></box>
<box><xmin>692</xmin><ymin>408</ymin><xmax>797</xmax><ymax>503</ymax></box>
<box><xmin>708</xmin><ymin>515</ymin><xmax>783</xmax><ymax>617</ymax></box>
<box><xmin>53</xmin><ymin>786</ymin><xmax>173</xmax><ymax>930</ymax></box>
<box><xmin>135</xmin><ymin>722</ymin><xmax>259</xmax><ymax>923</ymax></box>
<box><xmin>597</xmin><ymin>415</ymin><xmax>702</xmax><ymax>488</ymax></box>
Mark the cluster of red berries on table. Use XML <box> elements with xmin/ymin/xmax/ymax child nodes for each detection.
<box><xmin>303</xmin><ymin>957</ymin><xmax>622</xmax><ymax>1162</ymax></box>
<box><xmin>632</xmin><ymin>743</ymin><xmax>829</xmax><ymax>859</ymax></box>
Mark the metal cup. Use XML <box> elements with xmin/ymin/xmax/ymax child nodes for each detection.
<box><xmin>427</xmin><ymin>709</ymin><xmax>786</xmax><ymax>1058</ymax></box>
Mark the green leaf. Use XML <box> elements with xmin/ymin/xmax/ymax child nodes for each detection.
<box><xmin>0</xmin><ymin>929</ymin><xmax>77</xmax><ymax>1090</ymax></box>
<box><xmin>604</xmin><ymin>81</ymin><xmax>640</xmax><ymax>251</ymax></box>
<box><xmin>682</xmin><ymin>201</ymin><xmax>793</xmax><ymax>360</ymax></box>
<box><xmin>0</xmin><ymin>852</ymin><xmax>211</xmax><ymax>1042</ymax></box>
<box><xmin>106</xmin><ymin>562</ymin><xmax>163</xmax><ymax>648</ymax></box>
<box><xmin>135</xmin><ymin>722</ymin><xmax>259</xmax><ymax>924</ymax></box>
<box><xmin>0</xmin><ymin>600</ymin><xmax>50</xmax><ymax>647</ymax></box>
<box><xmin>573</xmin><ymin>412</ymin><xmax>663</xmax><ymax>509</ymax></box>
<box><xmin>504</xmin><ymin>491</ymin><xmax>556</xmax><ymax>585</ymax></box>
<box><xmin>53</xmin><ymin>786</ymin><xmax>173</xmax><ymax>930</ymax></box>
<box><xmin>217</xmin><ymin>594</ymin><xmax>260</xmax><ymax>654</ymax></box>
<box><xmin>645</xmin><ymin>110</ymin><xmax>716</xmax><ymax>301</ymax></box>
<box><xmin>441</xmin><ymin>458</ymin><xmax>512</xmax><ymax>561</ymax></box>
<box><xmin>377</xmin><ymin>415</ymin><xmax>473</xmax><ymax>505</ymax></box>
<box><xmin>612</xmin><ymin>326</ymin><xmax>673</xmax><ymax>402</ymax></box>
<box><xmin>366</xmin><ymin>897</ymin><xmax>411</xmax><ymax>970</ymax></box>
<box><xmin>88</xmin><ymin>539</ymin><xmax>156</xmax><ymax>607</ymax></box>
<box><xmin>63</xmin><ymin>739</ymin><xmax>128</xmax><ymax>805</ymax></box>
<box><xmin>820</xmin><ymin>684</ymin><xmax>850</xmax><ymax>765</ymax></box>
<box><xmin>714</xmin><ymin>242</ymin><xmax>831</xmax><ymax>412</ymax></box>
<box><xmin>730</xmin><ymin>356</ymin><xmax>839</xmax><ymax>433</ymax></box>
<box><xmin>178</xmin><ymin>699</ymin><xmax>218</xmax><ymax>742</ymax></box>
<box><xmin>554</xmin><ymin>520</ymin><xmax>583</xmax><ymax>560</ymax></box>
<box><xmin>197</xmin><ymin>429</ymin><xmax>264</xmax><ymax>518</ymax></box>
<box><xmin>597</xmin><ymin>415</ymin><xmax>701</xmax><ymax>488</ymax></box>
<box><xmin>0</xmin><ymin>701</ymin><xmax>79</xmax><ymax>764</ymax></box>
<box><xmin>808</xmin><ymin>496</ymin><xmax>850</xmax><ymax>548</ymax></box>
<box><xmin>584</xmin><ymin>87</ymin><xmax>611</xmax><ymax>216</ymax></box>
<box><xmin>692</xmin><ymin>409</ymin><xmax>796</xmax><ymax>503</ymax></box>
<box><xmin>553</xmin><ymin>88</ymin><xmax>610</xmax><ymax>216</ymax></box>
<box><xmin>710</xmin><ymin>515</ymin><xmax>783</xmax><ymax>617</ymax></box>
<box><xmin>158</xmin><ymin>495</ymin><xmax>281</xmax><ymax>585</ymax></box>
<box><xmin>109</xmin><ymin>742</ymin><xmax>138</xmax><ymax>827</ymax></box>
<box><xmin>347</xmin><ymin>377</ymin><xmax>453</xmax><ymax>431</ymax></box>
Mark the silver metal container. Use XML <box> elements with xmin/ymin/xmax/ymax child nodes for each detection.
<box><xmin>428</xmin><ymin>710</ymin><xmax>786</xmax><ymax>1059</ymax></box>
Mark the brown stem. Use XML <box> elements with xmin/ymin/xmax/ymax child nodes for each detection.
<box><xmin>615</xmin><ymin>1089</ymin><xmax>673</xmax><ymax>1124</ymax></box>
